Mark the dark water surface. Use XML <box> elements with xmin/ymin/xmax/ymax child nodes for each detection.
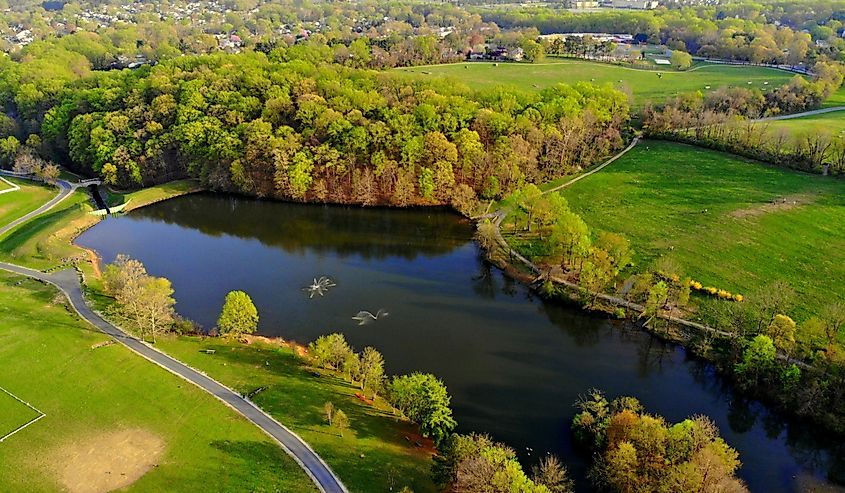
<box><xmin>78</xmin><ymin>193</ymin><xmax>845</xmax><ymax>492</ymax></box>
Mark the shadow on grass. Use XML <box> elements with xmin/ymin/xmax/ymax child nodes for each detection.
<box><xmin>209</xmin><ymin>440</ymin><xmax>317</xmax><ymax>492</ymax></box>
<box><xmin>0</xmin><ymin>203</ymin><xmax>80</xmax><ymax>254</ymax></box>
<box><xmin>197</xmin><ymin>340</ymin><xmax>424</xmax><ymax>446</ymax></box>
<box><xmin>0</xmin><ymin>274</ymin><xmax>103</xmax><ymax>334</ymax></box>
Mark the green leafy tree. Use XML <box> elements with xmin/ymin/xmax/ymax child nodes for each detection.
<box><xmin>309</xmin><ymin>333</ymin><xmax>355</xmax><ymax>371</ymax></box>
<box><xmin>643</xmin><ymin>281</ymin><xmax>669</xmax><ymax>326</ymax></box>
<box><xmin>521</xmin><ymin>38</ymin><xmax>545</xmax><ymax>63</ymax></box>
<box><xmin>333</xmin><ymin>408</ymin><xmax>350</xmax><ymax>437</ymax></box>
<box><xmin>579</xmin><ymin>248</ymin><xmax>615</xmax><ymax>306</ymax></box>
<box><xmin>549</xmin><ymin>210</ymin><xmax>591</xmax><ymax>267</ymax></box>
<box><xmin>0</xmin><ymin>135</ymin><xmax>19</xmax><ymax>166</ymax></box>
<box><xmin>670</xmin><ymin>50</ymin><xmax>693</xmax><ymax>70</ymax></box>
<box><xmin>766</xmin><ymin>314</ymin><xmax>797</xmax><ymax>355</ymax></box>
<box><xmin>217</xmin><ymin>290</ymin><xmax>259</xmax><ymax>337</ymax></box>
<box><xmin>735</xmin><ymin>335</ymin><xmax>776</xmax><ymax>387</ymax></box>
<box><xmin>822</xmin><ymin>303</ymin><xmax>845</xmax><ymax>355</ymax></box>
<box><xmin>434</xmin><ymin>433</ymin><xmax>551</xmax><ymax>492</ymax></box>
<box><xmin>574</xmin><ymin>389</ymin><xmax>748</xmax><ymax>493</ymax></box>
<box><xmin>359</xmin><ymin>346</ymin><xmax>385</xmax><ymax>398</ymax></box>
<box><xmin>388</xmin><ymin>373</ymin><xmax>456</xmax><ymax>445</ymax></box>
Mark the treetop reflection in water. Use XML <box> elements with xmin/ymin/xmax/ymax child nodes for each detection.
<box><xmin>131</xmin><ymin>192</ymin><xmax>470</xmax><ymax>260</ymax></box>
<box><xmin>77</xmin><ymin>193</ymin><xmax>845</xmax><ymax>493</ymax></box>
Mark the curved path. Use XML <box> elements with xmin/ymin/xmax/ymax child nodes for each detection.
<box><xmin>0</xmin><ymin>178</ymin><xmax>75</xmax><ymax>237</ymax></box>
<box><xmin>0</xmin><ymin>179</ymin><xmax>347</xmax><ymax>493</ymax></box>
<box><xmin>750</xmin><ymin>105</ymin><xmax>845</xmax><ymax>122</ymax></box>
<box><xmin>543</xmin><ymin>137</ymin><xmax>640</xmax><ymax>195</ymax></box>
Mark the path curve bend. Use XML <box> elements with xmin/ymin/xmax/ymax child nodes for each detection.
<box><xmin>0</xmin><ymin>175</ymin><xmax>348</xmax><ymax>493</ymax></box>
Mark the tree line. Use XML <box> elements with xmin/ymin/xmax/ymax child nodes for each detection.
<box><xmin>643</xmin><ymin>61</ymin><xmax>845</xmax><ymax>174</ymax></box>
<box><xmin>479</xmin><ymin>5</ymin><xmax>831</xmax><ymax>66</ymax></box>
<box><xmin>496</xmin><ymin>188</ymin><xmax>845</xmax><ymax>438</ymax></box>
<box><xmin>7</xmin><ymin>49</ymin><xmax>628</xmax><ymax>208</ymax></box>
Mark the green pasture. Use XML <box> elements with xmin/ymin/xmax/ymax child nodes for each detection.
<box><xmin>396</xmin><ymin>59</ymin><xmax>797</xmax><ymax>107</ymax></box>
<box><xmin>759</xmin><ymin>110</ymin><xmax>845</xmax><ymax>143</ymax></box>
<box><xmin>557</xmin><ymin>140</ymin><xmax>845</xmax><ymax>319</ymax></box>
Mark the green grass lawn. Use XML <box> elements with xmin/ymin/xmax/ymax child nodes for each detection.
<box><xmin>0</xmin><ymin>389</ymin><xmax>40</xmax><ymax>439</ymax></box>
<box><xmin>556</xmin><ymin>140</ymin><xmax>845</xmax><ymax>319</ymax></box>
<box><xmin>396</xmin><ymin>59</ymin><xmax>796</xmax><ymax>108</ymax></box>
<box><xmin>759</xmin><ymin>110</ymin><xmax>845</xmax><ymax>143</ymax></box>
<box><xmin>0</xmin><ymin>178</ymin><xmax>56</xmax><ymax>229</ymax></box>
<box><xmin>0</xmin><ymin>271</ymin><xmax>316</xmax><ymax>493</ymax></box>
<box><xmin>0</xmin><ymin>190</ymin><xmax>98</xmax><ymax>271</ymax></box>
<box><xmin>156</xmin><ymin>337</ymin><xmax>437</xmax><ymax>493</ymax></box>
<box><xmin>822</xmin><ymin>86</ymin><xmax>845</xmax><ymax>108</ymax></box>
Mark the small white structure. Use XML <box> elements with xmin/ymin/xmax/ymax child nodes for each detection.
<box><xmin>654</xmin><ymin>58</ymin><xmax>671</xmax><ymax>65</ymax></box>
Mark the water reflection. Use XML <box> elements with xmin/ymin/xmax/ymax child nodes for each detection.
<box><xmin>132</xmin><ymin>193</ymin><xmax>470</xmax><ymax>260</ymax></box>
<box><xmin>77</xmin><ymin>194</ymin><xmax>845</xmax><ymax>493</ymax></box>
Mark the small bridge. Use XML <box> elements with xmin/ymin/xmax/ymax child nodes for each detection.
<box><xmin>78</xmin><ymin>178</ymin><xmax>102</xmax><ymax>186</ymax></box>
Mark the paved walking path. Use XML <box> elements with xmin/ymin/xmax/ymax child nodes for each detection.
<box><xmin>750</xmin><ymin>105</ymin><xmax>845</xmax><ymax>122</ymax></box>
<box><xmin>544</xmin><ymin>137</ymin><xmax>640</xmax><ymax>195</ymax></box>
<box><xmin>0</xmin><ymin>177</ymin><xmax>347</xmax><ymax>493</ymax></box>
<box><xmin>0</xmin><ymin>178</ymin><xmax>75</xmax><ymax>237</ymax></box>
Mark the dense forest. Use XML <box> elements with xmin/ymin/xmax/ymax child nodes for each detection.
<box><xmin>4</xmin><ymin>47</ymin><xmax>629</xmax><ymax>207</ymax></box>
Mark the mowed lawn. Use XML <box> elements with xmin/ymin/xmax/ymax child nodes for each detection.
<box><xmin>822</xmin><ymin>85</ymin><xmax>845</xmax><ymax>108</ymax></box>
<box><xmin>157</xmin><ymin>337</ymin><xmax>438</xmax><ymax>493</ymax></box>
<box><xmin>558</xmin><ymin>140</ymin><xmax>845</xmax><ymax>319</ymax></box>
<box><xmin>0</xmin><ymin>178</ymin><xmax>56</xmax><ymax>229</ymax></box>
<box><xmin>0</xmin><ymin>389</ymin><xmax>40</xmax><ymax>439</ymax></box>
<box><xmin>0</xmin><ymin>272</ymin><xmax>316</xmax><ymax>493</ymax></box>
<box><xmin>396</xmin><ymin>59</ymin><xmax>796</xmax><ymax>107</ymax></box>
<box><xmin>0</xmin><ymin>189</ymin><xmax>98</xmax><ymax>270</ymax></box>
<box><xmin>759</xmin><ymin>110</ymin><xmax>845</xmax><ymax>142</ymax></box>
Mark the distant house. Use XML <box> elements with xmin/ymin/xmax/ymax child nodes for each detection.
<box><xmin>466</xmin><ymin>46</ymin><xmax>524</xmax><ymax>62</ymax></box>
<box><xmin>565</xmin><ymin>0</ymin><xmax>600</xmax><ymax>8</ymax></box>
<box><xmin>610</xmin><ymin>0</ymin><xmax>659</xmax><ymax>9</ymax></box>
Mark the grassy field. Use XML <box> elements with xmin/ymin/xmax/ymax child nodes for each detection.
<box><xmin>0</xmin><ymin>190</ymin><xmax>96</xmax><ymax>271</ymax></box>
<box><xmin>822</xmin><ymin>86</ymin><xmax>845</xmax><ymax>108</ymax></box>
<box><xmin>0</xmin><ymin>178</ymin><xmax>55</xmax><ymax>229</ymax></box>
<box><xmin>758</xmin><ymin>110</ymin><xmax>845</xmax><ymax>143</ymax></box>
<box><xmin>155</xmin><ymin>337</ymin><xmax>437</xmax><ymax>493</ymax></box>
<box><xmin>0</xmin><ymin>389</ymin><xmax>41</xmax><ymax>439</ymax></box>
<box><xmin>396</xmin><ymin>59</ymin><xmax>797</xmax><ymax>107</ymax></box>
<box><xmin>556</xmin><ymin>140</ymin><xmax>845</xmax><ymax>320</ymax></box>
<box><xmin>0</xmin><ymin>271</ymin><xmax>316</xmax><ymax>493</ymax></box>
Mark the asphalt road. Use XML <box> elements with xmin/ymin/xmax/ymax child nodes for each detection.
<box><xmin>0</xmin><ymin>178</ymin><xmax>74</xmax><ymax>237</ymax></box>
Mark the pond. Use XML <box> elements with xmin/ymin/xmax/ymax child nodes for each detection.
<box><xmin>77</xmin><ymin>193</ymin><xmax>845</xmax><ymax>492</ymax></box>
